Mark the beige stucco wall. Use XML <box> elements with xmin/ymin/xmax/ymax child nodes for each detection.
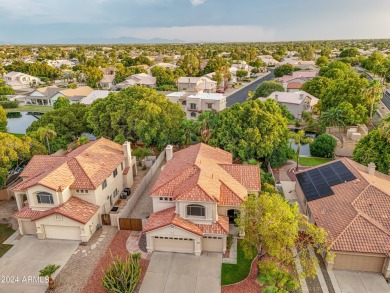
<box><xmin>217</xmin><ymin>205</ymin><xmax>241</xmax><ymax>217</ymax></box>
<box><xmin>152</xmin><ymin>197</ymin><xmax>175</xmax><ymax>212</ymax></box>
<box><xmin>177</xmin><ymin>201</ymin><xmax>215</xmax><ymax>224</ymax></box>
<box><xmin>26</xmin><ymin>185</ymin><xmax>61</xmax><ymax>211</ymax></box>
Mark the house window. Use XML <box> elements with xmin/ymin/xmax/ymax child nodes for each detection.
<box><xmin>113</xmin><ymin>168</ymin><xmax>118</xmax><ymax>178</ymax></box>
<box><xmin>190</xmin><ymin>112</ymin><xmax>196</xmax><ymax>118</ymax></box>
<box><xmin>181</xmin><ymin>100</ymin><xmax>187</xmax><ymax>106</ymax></box>
<box><xmin>190</xmin><ymin>103</ymin><xmax>197</xmax><ymax>110</ymax></box>
<box><xmin>121</xmin><ymin>162</ymin><xmax>124</xmax><ymax>171</ymax></box>
<box><xmin>207</xmin><ymin>103</ymin><xmax>213</xmax><ymax>109</ymax></box>
<box><xmin>102</xmin><ymin>180</ymin><xmax>107</xmax><ymax>190</ymax></box>
<box><xmin>55</xmin><ymin>214</ymin><xmax>63</xmax><ymax>221</ymax></box>
<box><xmin>186</xmin><ymin>204</ymin><xmax>205</xmax><ymax>217</ymax></box>
<box><xmin>37</xmin><ymin>192</ymin><xmax>54</xmax><ymax>204</ymax></box>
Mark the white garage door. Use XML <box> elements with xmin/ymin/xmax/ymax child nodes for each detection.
<box><xmin>44</xmin><ymin>225</ymin><xmax>81</xmax><ymax>241</ymax></box>
<box><xmin>22</xmin><ymin>220</ymin><xmax>37</xmax><ymax>235</ymax></box>
<box><xmin>333</xmin><ymin>253</ymin><xmax>385</xmax><ymax>272</ymax></box>
<box><xmin>202</xmin><ymin>237</ymin><xmax>223</xmax><ymax>252</ymax></box>
<box><xmin>153</xmin><ymin>237</ymin><xmax>194</xmax><ymax>254</ymax></box>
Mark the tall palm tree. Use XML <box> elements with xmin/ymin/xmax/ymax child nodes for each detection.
<box><xmin>198</xmin><ymin>111</ymin><xmax>218</xmax><ymax>144</ymax></box>
<box><xmin>290</xmin><ymin>130</ymin><xmax>314</xmax><ymax>171</ymax></box>
<box><xmin>36</xmin><ymin>126</ymin><xmax>57</xmax><ymax>154</ymax></box>
<box><xmin>320</xmin><ymin>107</ymin><xmax>346</xmax><ymax>127</ymax></box>
<box><xmin>181</xmin><ymin>120</ymin><xmax>200</xmax><ymax>147</ymax></box>
<box><xmin>39</xmin><ymin>264</ymin><xmax>60</xmax><ymax>289</ymax></box>
<box><xmin>364</xmin><ymin>80</ymin><xmax>385</xmax><ymax>130</ymax></box>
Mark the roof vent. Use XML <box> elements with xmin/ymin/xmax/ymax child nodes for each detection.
<box><xmin>367</xmin><ymin>162</ymin><xmax>376</xmax><ymax>176</ymax></box>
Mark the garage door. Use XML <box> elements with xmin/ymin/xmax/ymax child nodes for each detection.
<box><xmin>153</xmin><ymin>237</ymin><xmax>194</xmax><ymax>254</ymax></box>
<box><xmin>333</xmin><ymin>253</ymin><xmax>385</xmax><ymax>272</ymax></box>
<box><xmin>202</xmin><ymin>237</ymin><xmax>223</xmax><ymax>252</ymax></box>
<box><xmin>44</xmin><ymin>225</ymin><xmax>81</xmax><ymax>241</ymax></box>
<box><xmin>22</xmin><ymin>220</ymin><xmax>37</xmax><ymax>235</ymax></box>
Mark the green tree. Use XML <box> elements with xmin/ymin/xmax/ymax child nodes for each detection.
<box><xmin>274</xmin><ymin>64</ymin><xmax>295</xmax><ymax>77</ymax></box>
<box><xmin>198</xmin><ymin>111</ymin><xmax>218</xmax><ymax>144</ymax></box>
<box><xmin>379</xmin><ymin>114</ymin><xmax>390</xmax><ymax>143</ymax></box>
<box><xmin>236</xmin><ymin>70</ymin><xmax>248</xmax><ymax>81</ymax></box>
<box><xmin>209</xmin><ymin>99</ymin><xmax>289</xmax><ymax>160</ymax></box>
<box><xmin>315</xmin><ymin>56</ymin><xmax>329</xmax><ymax>67</ymax></box>
<box><xmin>36</xmin><ymin>125</ymin><xmax>57</xmax><ymax>154</ymax></box>
<box><xmin>290</xmin><ymin>130</ymin><xmax>314</xmax><ymax>170</ymax></box>
<box><xmin>87</xmin><ymin>87</ymin><xmax>185</xmax><ymax>149</ymax></box>
<box><xmin>0</xmin><ymin>86</ymin><xmax>15</xmax><ymax>95</ymax></box>
<box><xmin>0</xmin><ymin>105</ymin><xmax>7</xmax><ymax>132</ymax></box>
<box><xmin>39</xmin><ymin>264</ymin><xmax>60</xmax><ymax>290</ymax></box>
<box><xmin>267</xmin><ymin>143</ymin><xmax>295</xmax><ymax>169</ymax></box>
<box><xmin>300</xmin><ymin>76</ymin><xmax>332</xmax><ymax>98</ymax></box>
<box><xmin>363</xmin><ymin>80</ymin><xmax>385</xmax><ymax>129</ymax></box>
<box><xmin>178</xmin><ymin>53</ymin><xmax>200</xmax><ymax>76</ymax></box>
<box><xmin>253</xmin><ymin>81</ymin><xmax>285</xmax><ymax>99</ymax></box>
<box><xmin>181</xmin><ymin>120</ymin><xmax>199</xmax><ymax>147</ymax></box>
<box><xmin>353</xmin><ymin>130</ymin><xmax>390</xmax><ymax>174</ymax></box>
<box><xmin>309</xmin><ymin>134</ymin><xmax>337</xmax><ymax>158</ymax></box>
<box><xmin>53</xmin><ymin>96</ymin><xmax>70</xmax><ymax>110</ymax></box>
<box><xmin>132</xmin><ymin>147</ymin><xmax>154</xmax><ymax>167</ymax></box>
<box><xmin>339</xmin><ymin>48</ymin><xmax>359</xmax><ymax>58</ymax></box>
<box><xmin>236</xmin><ymin>192</ymin><xmax>331</xmax><ymax>281</ymax></box>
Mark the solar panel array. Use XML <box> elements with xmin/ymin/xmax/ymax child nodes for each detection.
<box><xmin>296</xmin><ymin>161</ymin><xmax>356</xmax><ymax>201</ymax></box>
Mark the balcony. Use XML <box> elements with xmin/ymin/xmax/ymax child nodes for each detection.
<box><xmin>187</xmin><ymin>107</ymin><xmax>199</xmax><ymax>112</ymax></box>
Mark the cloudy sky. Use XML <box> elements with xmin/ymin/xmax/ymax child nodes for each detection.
<box><xmin>1</xmin><ymin>0</ymin><xmax>390</xmax><ymax>43</ymax></box>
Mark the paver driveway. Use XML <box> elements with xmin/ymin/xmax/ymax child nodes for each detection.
<box><xmin>140</xmin><ymin>252</ymin><xmax>222</xmax><ymax>293</ymax></box>
<box><xmin>0</xmin><ymin>235</ymin><xmax>79</xmax><ymax>293</ymax></box>
<box><xmin>334</xmin><ymin>270</ymin><xmax>390</xmax><ymax>293</ymax></box>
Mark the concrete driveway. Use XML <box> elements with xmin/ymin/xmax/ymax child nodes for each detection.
<box><xmin>140</xmin><ymin>252</ymin><xmax>222</xmax><ymax>293</ymax></box>
<box><xmin>0</xmin><ymin>236</ymin><xmax>79</xmax><ymax>293</ymax></box>
<box><xmin>334</xmin><ymin>270</ymin><xmax>390</xmax><ymax>293</ymax></box>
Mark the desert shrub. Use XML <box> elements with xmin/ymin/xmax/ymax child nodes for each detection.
<box><xmin>309</xmin><ymin>134</ymin><xmax>337</xmax><ymax>158</ymax></box>
<box><xmin>259</xmin><ymin>260</ymin><xmax>299</xmax><ymax>293</ymax></box>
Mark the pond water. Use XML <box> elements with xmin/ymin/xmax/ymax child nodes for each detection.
<box><xmin>6</xmin><ymin>112</ymin><xmax>41</xmax><ymax>134</ymax></box>
<box><xmin>289</xmin><ymin>138</ymin><xmax>311</xmax><ymax>156</ymax></box>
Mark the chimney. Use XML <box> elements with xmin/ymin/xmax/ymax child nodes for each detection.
<box><xmin>166</xmin><ymin>145</ymin><xmax>173</xmax><ymax>161</ymax></box>
<box><xmin>367</xmin><ymin>162</ymin><xmax>376</xmax><ymax>176</ymax></box>
<box><xmin>299</xmin><ymin>93</ymin><xmax>304</xmax><ymax>100</ymax></box>
<box><xmin>275</xmin><ymin>94</ymin><xmax>278</xmax><ymax>101</ymax></box>
<box><xmin>123</xmin><ymin>141</ymin><xmax>132</xmax><ymax>167</ymax></box>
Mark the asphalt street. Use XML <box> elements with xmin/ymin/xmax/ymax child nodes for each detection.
<box><xmin>226</xmin><ymin>69</ymin><xmax>275</xmax><ymax>106</ymax></box>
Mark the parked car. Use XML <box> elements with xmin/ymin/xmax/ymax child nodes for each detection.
<box><xmin>216</xmin><ymin>89</ymin><xmax>225</xmax><ymax>93</ymax></box>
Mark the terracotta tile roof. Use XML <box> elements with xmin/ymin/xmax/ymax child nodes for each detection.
<box><xmin>300</xmin><ymin>158</ymin><xmax>390</xmax><ymax>254</ymax></box>
<box><xmin>12</xmin><ymin>138</ymin><xmax>124</xmax><ymax>192</ymax></box>
<box><xmin>219</xmin><ymin>181</ymin><xmax>244</xmax><ymax>206</ymax></box>
<box><xmin>150</xmin><ymin>143</ymin><xmax>260</xmax><ymax>203</ymax></box>
<box><xmin>13</xmin><ymin>196</ymin><xmax>99</xmax><ymax>224</ymax></box>
<box><xmin>143</xmin><ymin>207</ymin><xmax>229</xmax><ymax>236</ymax></box>
<box><xmin>287</xmin><ymin>82</ymin><xmax>303</xmax><ymax>89</ymax></box>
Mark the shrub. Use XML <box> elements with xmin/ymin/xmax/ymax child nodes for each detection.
<box><xmin>259</xmin><ymin>260</ymin><xmax>299</xmax><ymax>292</ymax></box>
<box><xmin>102</xmin><ymin>253</ymin><xmax>141</xmax><ymax>293</ymax></box>
<box><xmin>227</xmin><ymin>234</ymin><xmax>234</xmax><ymax>250</ymax></box>
<box><xmin>267</xmin><ymin>143</ymin><xmax>295</xmax><ymax>169</ymax></box>
<box><xmin>309</xmin><ymin>134</ymin><xmax>337</xmax><ymax>158</ymax></box>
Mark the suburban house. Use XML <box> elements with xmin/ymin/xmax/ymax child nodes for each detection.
<box><xmin>166</xmin><ymin>90</ymin><xmax>227</xmax><ymax>120</ymax></box>
<box><xmin>143</xmin><ymin>143</ymin><xmax>261</xmax><ymax>255</ymax></box>
<box><xmin>258</xmin><ymin>55</ymin><xmax>280</xmax><ymax>66</ymax></box>
<box><xmin>295</xmin><ymin>158</ymin><xmax>390</xmax><ymax>277</ymax></box>
<box><xmin>114</xmin><ymin>73</ymin><xmax>156</xmax><ymax>90</ymax></box>
<box><xmin>100</xmin><ymin>66</ymin><xmax>117</xmax><ymax>75</ymax></box>
<box><xmin>12</xmin><ymin>138</ymin><xmax>136</xmax><ymax>242</ymax></box>
<box><xmin>278</xmin><ymin>57</ymin><xmax>317</xmax><ymax>70</ymax></box>
<box><xmin>3</xmin><ymin>71</ymin><xmax>41</xmax><ymax>90</ymax></box>
<box><xmin>177</xmin><ymin>76</ymin><xmax>217</xmax><ymax>93</ymax></box>
<box><xmin>99</xmin><ymin>74</ymin><xmax>116</xmax><ymax>89</ymax></box>
<box><xmin>80</xmin><ymin>90</ymin><xmax>110</xmax><ymax>105</ymax></box>
<box><xmin>283</xmin><ymin>81</ymin><xmax>304</xmax><ymax>92</ymax></box>
<box><xmin>51</xmin><ymin>86</ymin><xmax>95</xmax><ymax>104</ymax></box>
<box><xmin>26</xmin><ymin>85</ymin><xmax>62</xmax><ymax>106</ymax></box>
<box><xmin>264</xmin><ymin>91</ymin><xmax>319</xmax><ymax>119</ymax></box>
<box><xmin>277</xmin><ymin>70</ymin><xmax>318</xmax><ymax>84</ymax></box>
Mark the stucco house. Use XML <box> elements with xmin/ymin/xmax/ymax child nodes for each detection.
<box><xmin>143</xmin><ymin>144</ymin><xmax>261</xmax><ymax>255</ymax></box>
<box><xmin>166</xmin><ymin>90</ymin><xmax>226</xmax><ymax>120</ymax></box>
<box><xmin>51</xmin><ymin>86</ymin><xmax>95</xmax><ymax>104</ymax></box>
<box><xmin>12</xmin><ymin>138</ymin><xmax>136</xmax><ymax>242</ymax></box>
<box><xmin>277</xmin><ymin>70</ymin><xmax>318</xmax><ymax>84</ymax></box>
<box><xmin>264</xmin><ymin>91</ymin><xmax>319</xmax><ymax>119</ymax></box>
<box><xmin>177</xmin><ymin>76</ymin><xmax>217</xmax><ymax>93</ymax></box>
<box><xmin>295</xmin><ymin>158</ymin><xmax>390</xmax><ymax>277</ymax></box>
<box><xmin>114</xmin><ymin>73</ymin><xmax>156</xmax><ymax>90</ymax></box>
<box><xmin>4</xmin><ymin>71</ymin><xmax>41</xmax><ymax>90</ymax></box>
<box><xmin>26</xmin><ymin>85</ymin><xmax>62</xmax><ymax>106</ymax></box>
<box><xmin>99</xmin><ymin>75</ymin><xmax>116</xmax><ymax>89</ymax></box>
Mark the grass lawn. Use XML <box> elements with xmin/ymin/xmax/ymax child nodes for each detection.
<box><xmin>0</xmin><ymin>223</ymin><xmax>15</xmax><ymax>257</ymax></box>
<box><xmin>298</xmin><ymin>157</ymin><xmax>333</xmax><ymax>167</ymax></box>
<box><xmin>221</xmin><ymin>240</ymin><xmax>257</xmax><ymax>285</ymax></box>
<box><xmin>6</xmin><ymin>105</ymin><xmax>53</xmax><ymax>113</ymax></box>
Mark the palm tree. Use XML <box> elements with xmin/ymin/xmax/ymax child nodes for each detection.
<box><xmin>39</xmin><ymin>264</ymin><xmax>60</xmax><ymax>289</ymax></box>
<box><xmin>364</xmin><ymin>80</ymin><xmax>385</xmax><ymax>130</ymax></box>
<box><xmin>198</xmin><ymin>111</ymin><xmax>218</xmax><ymax>144</ymax></box>
<box><xmin>36</xmin><ymin>126</ymin><xmax>57</xmax><ymax>154</ymax></box>
<box><xmin>290</xmin><ymin>130</ymin><xmax>314</xmax><ymax>171</ymax></box>
<box><xmin>320</xmin><ymin>107</ymin><xmax>346</xmax><ymax>127</ymax></box>
<box><xmin>181</xmin><ymin>119</ymin><xmax>200</xmax><ymax>147</ymax></box>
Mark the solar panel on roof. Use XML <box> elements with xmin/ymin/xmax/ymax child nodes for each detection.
<box><xmin>296</xmin><ymin>160</ymin><xmax>356</xmax><ymax>202</ymax></box>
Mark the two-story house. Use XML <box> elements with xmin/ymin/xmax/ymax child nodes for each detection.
<box><xmin>166</xmin><ymin>90</ymin><xmax>226</xmax><ymax>120</ymax></box>
<box><xmin>4</xmin><ymin>71</ymin><xmax>41</xmax><ymax>90</ymax></box>
<box><xmin>177</xmin><ymin>77</ymin><xmax>217</xmax><ymax>93</ymax></box>
<box><xmin>143</xmin><ymin>143</ymin><xmax>261</xmax><ymax>255</ymax></box>
<box><xmin>12</xmin><ymin>138</ymin><xmax>136</xmax><ymax>242</ymax></box>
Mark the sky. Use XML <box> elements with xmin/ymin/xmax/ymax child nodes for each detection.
<box><xmin>0</xmin><ymin>0</ymin><xmax>390</xmax><ymax>43</ymax></box>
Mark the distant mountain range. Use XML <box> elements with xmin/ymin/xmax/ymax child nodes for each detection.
<box><xmin>0</xmin><ymin>36</ymin><xmax>186</xmax><ymax>45</ymax></box>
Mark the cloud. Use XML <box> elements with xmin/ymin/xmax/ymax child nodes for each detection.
<box><xmin>190</xmin><ymin>0</ymin><xmax>205</xmax><ymax>6</ymax></box>
<box><xmin>112</xmin><ymin>25</ymin><xmax>276</xmax><ymax>42</ymax></box>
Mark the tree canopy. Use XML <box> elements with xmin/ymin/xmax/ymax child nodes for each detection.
<box><xmin>53</xmin><ymin>96</ymin><xmax>70</xmax><ymax>110</ymax></box>
<box><xmin>209</xmin><ymin>99</ymin><xmax>289</xmax><ymax>160</ymax></box>
<box><xmin>274</xmin><ymin>64</ymin><xmax>297</xmax><ymax>77</ymax></box>
<box><xmin>87</xmin><ymin>86</ymin><xmax>185</xmax><ymax>149</ymax></box>
<box><xmin>309</xmin><ymin>134</ymin><xmax>337</xmax><ymax>158</ymax></box>
<box><xmin>253</xmin><ymin>80</ymin><xmax>285</xmax><ymax>99</ymax></box>
<box><xmin>0</xmin><ymin>105</ymin><xmax>7</xmax><ymax>132</ymax></box>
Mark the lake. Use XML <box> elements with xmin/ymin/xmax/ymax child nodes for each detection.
<box><xmin>6</xmin><ymin>112</ymin><xmax>41</xmax><ymax>134</ymax></box>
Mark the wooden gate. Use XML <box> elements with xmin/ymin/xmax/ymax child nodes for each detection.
<box><xmin>101</xmin><ymin>214</ymin><xmax>111</xmax><ymax>225</ymax></box>
<box><xmin>119</xmin><ymin>218</ymin><xmax>143</xmax><ymax>231</ymax></box>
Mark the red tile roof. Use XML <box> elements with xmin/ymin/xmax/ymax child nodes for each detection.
<box><xmin>13</xmin><ymin>196</ymin><xmax>99</xmax><ymax>224</ymax></box>
<box><xmin>287</xmin><ymin>82</ymin><xmax>303</xmax><ymax>89</ymax></box>
<box><xmin>151</xmin><ymin>143</ymin><xmax>260</xmax><ymax>203</ymax></box>
<box><xmin>299</xmin><ymin>158</ymin><xmax>390</xmax><ymax>255</ymax></box>
<box><xmin>143</xmin><ymin>207</ymin><xmax>229</xmax><ymax>236</ymax></box>
<box><xmin>13</xmin><ymin>138</ymin><xmax>124</xmax><ymax>191</ymax></box>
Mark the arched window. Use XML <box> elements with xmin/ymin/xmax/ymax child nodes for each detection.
<box><xmin>36</xmin><ymin>192</ymin><xmax>54</xmax><ymax>204</ymax></box>
<box><xmin>186</xmin><ymin>204</ymin><xmax>205</xmax><ymax>217</ymax></box>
